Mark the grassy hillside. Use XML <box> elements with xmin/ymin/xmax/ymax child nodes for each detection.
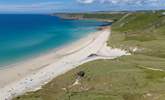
<box><xmin>14</xmin><ymin>11</ymin><xmax>165</xmax><ymax>100</ymax></box>
<box><xmin>108</xmin><ymin>11</ymin><xmax>165</xmax><ymax>57</ymax></box>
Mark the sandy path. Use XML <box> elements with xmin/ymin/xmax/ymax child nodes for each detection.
<box><xmin>0</xmin><ymin>26</ymin><xmax>129</xmax><ymax>100</ymax></box>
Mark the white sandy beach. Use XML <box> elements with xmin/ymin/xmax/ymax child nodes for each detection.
<box><xmin>0</xmin><ymin>26</ymin><xmax>130</xmax><ymax>100</ymax></box>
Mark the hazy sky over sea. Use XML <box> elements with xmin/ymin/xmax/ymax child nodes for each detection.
<box><xmin>0</xmin><ymin>0</ymin><xmax>164</xmax><ymax>13</ymax></box>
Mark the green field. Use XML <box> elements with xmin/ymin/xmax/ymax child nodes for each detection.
<box><xmin>14</xmin><ymin>10</ymin><xmax>165</xmax><ymax>100</ymax></box>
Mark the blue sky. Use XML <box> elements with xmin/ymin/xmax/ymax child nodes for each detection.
<box><xmin>0</xmin><ymin>0</ymin><xmax>165</xmax><ymax>13</ymax></box>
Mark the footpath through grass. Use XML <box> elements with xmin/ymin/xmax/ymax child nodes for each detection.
<box><xmin>14</xmin><ymin>11</ymin><xmax>165</xmax><ymax>100</ymax></box>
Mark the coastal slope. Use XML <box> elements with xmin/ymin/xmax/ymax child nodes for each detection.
<box><xmin>0</xmin><ymin>26</ymin><xmax>128</xmax><ymax>100</ymax></box>
<box><xmin>14</xmin><ymin>10</ymin><xmax>165</xmax><ymax>100</ymax></box>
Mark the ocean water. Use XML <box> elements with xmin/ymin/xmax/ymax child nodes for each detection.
<box><xmin>0</xmin><ymin>14</ymin><xmax>108</xmax><ymax>67</ymax></box>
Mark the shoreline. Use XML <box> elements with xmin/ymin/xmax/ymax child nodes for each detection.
<box><xmin>0</xmin><ymin>28</ymin><xmax>101</xmax><ymax>87</ymax></box>
<box><xmin>0</xmin><ymin>26</ymin><xmax>108</xmax><ymax>99</ymax></box>
<box><xmin>0</xmin><ymin>29</ymin><xmax>99</xmax><ymax>70</ymax></box>
<box><xmin>0</xmin><ymin>28</ymin><xmax>100</xmax><ymax>70</ymax></box>
<box><xmin>0</xmin><ymin>26</ymin><xmax>129</xmax><ymax>100</ymax></box>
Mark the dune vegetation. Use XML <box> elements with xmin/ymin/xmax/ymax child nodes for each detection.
<box><xmin>14</xmin><ymin>10</ymin><xmax>165</xmax><ymax>100</ymax></box>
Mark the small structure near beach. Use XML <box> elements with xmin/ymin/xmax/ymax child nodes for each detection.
<box><xmin>68</xmin><ymin>71</ymin><xmax>85</xmax><ymax>87</ymax></box>
<box><xmin>77</xmin><ymin>71</ymin><xmax>85</xmax><ymax>78</ymax></box>
<box><xmin>88</xmin><ymin>54</ymin><xmax>98</xmax><ymax>58</ymax></box>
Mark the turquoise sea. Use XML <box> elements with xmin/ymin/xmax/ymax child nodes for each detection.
<box><xmin>0</xmin><ymin>14</ymin><xmax>108</xmax><ymax>67</ymax></box>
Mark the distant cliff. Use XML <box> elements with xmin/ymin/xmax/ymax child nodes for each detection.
<box><xmin>53</xmin><ymin>12</ymin><xmax>126</xmax><ymax>22</ymax></box>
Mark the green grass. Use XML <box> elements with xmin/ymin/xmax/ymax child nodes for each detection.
<box><xmin>14</xmin><ymin>56</ymin><xmax>165</xmax><ymax>100</ymax></box>
<box><xmin>80</xmin><ymin>13</ymin><xmax>125</xmax><ymax>21</ymax></box>
<box><xmin>14</xmin><ymin>11</ymin><xmax>165</xmax><ymax>100</ymax></box>
<box><xmin>112</xmin><ymin>11</ymin><xmax>165</xmax><ymax>32</ymax></box>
